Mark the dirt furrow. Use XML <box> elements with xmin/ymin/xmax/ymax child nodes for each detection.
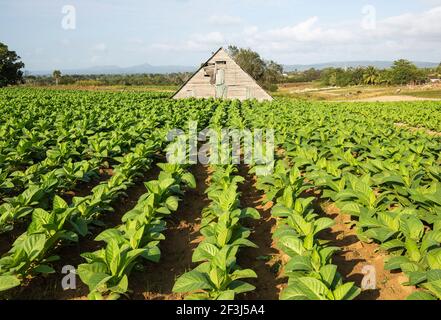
<box><xmin>236</xmin><ymin>165</ymin><xmax>282</xmax><ymax>300</ymax></box>
<box><xmin>129</xmin><ymin>163</ymin><xmax>209</xmax><ymax>300</ymax></box>
<box><xmin>7</xmin><ymin>165</ymin><xmax>162</xmax><ymax>300</ymax></box>
<box><xmin>317</xmin><ymin>200</ymin><xmax>417</xmax><ymax>300</ymax></box>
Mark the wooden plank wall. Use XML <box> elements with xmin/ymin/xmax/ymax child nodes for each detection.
<box><xmin>173</xmin><ymin>49</ymin><xmax>273</xmax><ymax>101</ymax></box>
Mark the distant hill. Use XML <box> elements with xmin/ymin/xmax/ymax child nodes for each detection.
<box><xmin>283</xmin><ymin>61</ymin><xmax>439</xmax><ymax>72</ymax></box>
<box><xmin>27</xmin><ymin>63</ymin><xmax>197</xmax><ymax>76</ymax></box>
<box><xmin>27</xmin><ymin>60</ymin><xmax>439</xmax><ymax>76</ymax></box>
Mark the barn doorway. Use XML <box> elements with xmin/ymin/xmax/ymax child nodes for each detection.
<box><xmin>215</xmin><ymin>68</ymin><xmax>227</xmax><ymax>98</ymax></box>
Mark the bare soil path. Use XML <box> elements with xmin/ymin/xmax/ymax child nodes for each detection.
<box><xmin>236</xmin><ymin>165</ymin><xmax>282</xmax><ymax>300</ymax></box>
<box><xmin>129</xmin><ymin>163</ymin><xmax>209</xmax><ymax>300</ymax></box>
<box><xmin>347</xmin><ymin>95</ymin><xmax>441</xmax><ymax>102</ymax></box>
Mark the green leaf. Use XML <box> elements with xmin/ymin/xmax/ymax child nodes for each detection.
<box><xmin>231</xmin><ymin>269</ymin><xmax>257</xmax><ymax>280</ymax></box>
<box><xmin>277</xmin><ymin>235</ymin><xmax>305</xmax><ymax>257</ymax></box>
<box><xmin>70</xmin><ymin>217</ymin><xmax>89</xmax><ymax>237</ymax></box>
<box><xmin>384</xmin><ymin>256</ymin><xmax>410</xmax><ymax>270</ymax></box>
<box><xmin>314</xmin><ymin>217</ymin><xmax>335</xmax><ymax>233</ymax></box>
<box><xmin>240</xmin><ymin>207</ymin><xmax>260</xmax><ymax>220</ymax></box>
<box><xmin>427</xmin><ymin>248</ymin><xmax>441</xmax><ymax>270</ymax></box>
<box><xmin>406</xmin><ymin>291</ymin><xmax>437</xmax><ymax>300</ymax></box>
<box><xmin>60</xmin><ymin>231</ymin><xmax>79</xmax><ymax>242</ymax></box>
<box><xmin>381</xmin><ymin>239</ymin><xmax>405</xmax><ymax>251</ymax></box>
<box><xmin>216</xmin><ymin>290</ymin><xmax>235</xmax><ymax>300</ymax></box>
<box><xmin>281</xmin><ymin>277</ymin><xmax>328</xmax><ymax>300</ymax></box>
<box><xmin>53</xmin><ymin>195</ymin><xmax>68</xmax><ymax>210</ymax></box>
<box><xmin>0</xmin><ymin>275</ymin><xmax>21</xmax><ymax>292</ymax></box>
<box><xmin>23</xmin><ymin>234</ymin><xmax>46</xmax><ymax>260</ymax></box>
<box><xmin>293</xmin><ymin>277</ymin><xmax>329</xmax><ymax>300</ymax></box>
<box><xmin>105</xmin><ymin>240</ymin><xmax>120</xmax><ymax>275</ymax></box>
<box><xmin>421</xmin><ymin>279</ymin><xmax>441</xmax><ymax>299</ymax></box>
<box><xmin>34</xmin><ymin>264</ymin><xmax>56</xmax><ymax>274</ymax></box>
<box><xmin>280</xmin><ymin>285</ymin><xmax>308</xmax><ymax>300</ymax></box>
<box><xmin>319</xmin><ymin>264</ymin><xmax>338</xmax><ymax>288</ymax></box>
<box><xmin>77</xmin><ymin>262</ymin><xmax>111</xmax><ymax>292</ymax></box>
<box><xmin>182</xmin><ymin>172</ymin><xmax>196</xmax><ymax>189</ymax></box>
<box><xmin>284</xmin><ymin>256</ymin><xmax>313</xmax><ymax>272</ymax></box>
<box><xmin>405</xmin><ymin>238</ymin><xmax>421</xmax><ymax>262</ymax></box>
<box><xmin>95</xmin><ymin>229</ymin><xmax>124</xmax><ymax>243</ymax></box>
<box><xmin>333</xmin><ymin>282</ymin><xmax>360</xmax><ymax>300</ymax></box>
<box><xmin>192</xmin><ymin>242</ymin><xmax>219</xmax><ymax>262</ymax></box>
<box><xmin>271</xmin><ymin>205</ymin><xmax>290</xmax><ymax>217</ymax></box>
<box><xmin>228</xmin><ymin>280</ymin><xmax>255</xmax><ymax>294</ymax></box>
<box><xmin>165</xmin><ymin>196</ymin><xmax>179</xmax><ymax>211</ymax></box>
<box><xmin>109</xmin><ymin>275</ymin><xmax>129</xmax><ymax>294</ymax></box>
<box><xmin>231</xmin><ymin>238</ymin><xmax>258</xmax><ymax>248</ymax></box>
<box><xmin>172</xmin><ymin>271</ymin><xmax>212</xmax><ymax>293</ymax></box>
<box><xmin>400</xmin><ymin>215</ymin><xmax>424</xmax><ymax>241</ymax></box>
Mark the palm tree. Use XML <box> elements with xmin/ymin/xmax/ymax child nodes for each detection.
<box><xmin>378</xmin><ymin>69</ymin><xmax>392</xmax><ymax>85</ymax></box>
<box><xmin>53</xmin><ymin>70</ymin><xmax>61</xmax><ymax>85</ymax></box>
<box><xmin>363</xmin><ymin>66</ymin><xmax>380</xmax><ymax>85</ymax></box>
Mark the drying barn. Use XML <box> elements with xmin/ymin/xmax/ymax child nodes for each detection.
<box><xmin>172</xmin><ymin>47</ymin><xmax>273</xmax><ymax>101</ymax></box>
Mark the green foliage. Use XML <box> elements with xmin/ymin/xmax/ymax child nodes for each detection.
<box><xmin>390</xmin><ymin>59</ymin><xmax>424</xmax><ymax>85</ymax></box>
<box><xmin>24</xmin><ymin>73</ymin><xmax>192</xmax><ymax>87</ymax></box>
<box><xmin>78</xmin><ymin>163</ymin><xmax>195</xmax><ymax>299</ymax></box>
<box><xmin>0</xmin><ymin>42</ymin><xmax>25</xmax><ymax>87</ymax></box>
<box><xmin>314</xmin><ymin>60</ymin><xmax>431</xmax><ymax>87</ymax></box>
<box><xmin>52</xmin><ymin>70</ymin><xmax>61</xmax><ymax>85</ymax></box>
<box><xmin>173</xmin><ymin>163</ymin><xmax>259</xmax><ymax>300</ymax></box>
<box><xmin>227</xmin><ymin>45</ymin><xmax>283</xmax><ymax>92</ymax></box>
<box><xmin>0</xmin><ymin>88</ymin><xmax>214</xmax><ymax>295</ymax></box>
<box><xmin>284</xmin><ymin>68</ymin><xmax>322</xmax><ymax>83</ymax></box>
<box><xmin>242</xmin><ymin>97</ymin><xmax>441</xmax><ymax>300</ymax></box>
<box><xmin>1</xmin><ymin>87</ymin><xmax>441</xmax><ymax>301</ymax></box>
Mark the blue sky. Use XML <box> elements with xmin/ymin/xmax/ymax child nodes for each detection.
<box><xmin>1</xmin><ymin>0</ymin><xmax>441</xmax><ymax>71</ymax></box>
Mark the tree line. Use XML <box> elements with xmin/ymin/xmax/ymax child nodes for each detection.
<box><xmin>24</xmin><ymin>72</ymin><xmax>193</xmax><ymax>87</ymax></box>
<box><xmin>285</xmin><ymin>60</ymin><xmax>441</xmax><ymax>86</ymax></box>
<box><xmin>1</xmin><ymin>41</ymin><xmax>439</xmax><ymax>90</ymax></box>
<box><xmin>0</xmin><ymin>42</ymin><xmax>25</xmax><ymax>87</ymax></box>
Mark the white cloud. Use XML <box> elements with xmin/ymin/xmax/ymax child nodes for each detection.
<box><xmin>374</xmin><ymin>6</ymin><xmax>441</xmax><ymax>39</ymax></box>
<box><xmin>152</xmin><ymin>31</ymin><xmax>226</xmax><ymax>51</ymax></box>
<box><xmin>192</xmin><ymin>31</ymin><xmax>225</xmax><ymax>44</ymax></box>
<box><xmin>208</xmin><ymin>15</ymin><xmax>242</xmax><ymax>26</ymax></box>
<box><xmin>253</xmin><ymin>17</ymin><xmax>354</xmax><ymax>43</ymax></box>
<box><xmin>244</xmin><ymin>6</ymin><xmax>441</xmax><ymax>61</ymax></box>
<box><xmin>150</xmin><ymin>6</ymin><xmax>441</xmax><ymax>63</ymax></box>
<box><xmin>243</xmin><ymin>26</ymin><xmax>259</xmax><ymax>36</ymax></box>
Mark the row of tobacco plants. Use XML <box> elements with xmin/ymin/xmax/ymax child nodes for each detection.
<box><xmin>0</xmin><ymin>88</ymin><xmax>216</xmax><ymax>295</ymax></box>
<box><xmin>254</xmin><ymin>159</ymin><xmax>361</xmax><ymax>300</ymax></box>
<box><xmin>242</xmin><ymin>98</ymin><xmax>441</xmax><ymax>300</ymax></box>
<box><xmin>172</xmin><ymin>164</ymin><xmax>260</xmax><ymax>299</ymax></box>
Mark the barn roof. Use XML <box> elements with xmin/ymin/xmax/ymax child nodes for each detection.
<box><xmin>172</xmin><ymin>47</ymin><xmax>273</xmax><ymax>101</ymax></box>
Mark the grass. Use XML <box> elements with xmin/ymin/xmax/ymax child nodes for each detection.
<box><xmin>276</xmin><ymin>85</ymin><xmax>388</xmax><ymax>101</ymax></box>
<box><xmin>404</xmin><ymin>90</ymin><xmax>441</xmax><ymax>99</ymax></box>
<box><xmin>276</xmin><ymin>83</ymin><xmax>441</xmax><ymax>101</ymax></box>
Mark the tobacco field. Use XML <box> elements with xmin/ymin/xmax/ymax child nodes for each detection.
<box><xmin>0</xmin><ymin>87</ymin><xmax>440</xmax><ymax>300</ymax></box>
